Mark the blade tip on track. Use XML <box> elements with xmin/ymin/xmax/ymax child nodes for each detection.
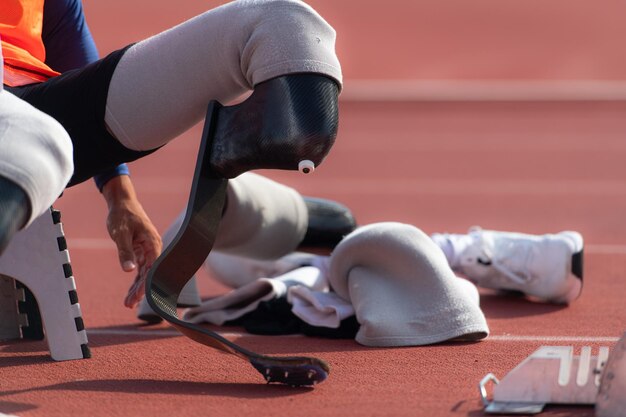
<box><xmin>250</xmin><ymin>358</ymin><xmax>330</xmax><ymax>387</ymax></box>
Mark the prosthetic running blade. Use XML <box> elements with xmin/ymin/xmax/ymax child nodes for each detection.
<box><xmin>145</xmin><ymin>90</ymin><xmax>333</xmax><ymax>386</ymax></box>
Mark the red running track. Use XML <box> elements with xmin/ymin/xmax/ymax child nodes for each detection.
<box><xmin>2</xmin><ymin>1</ymin><xmax>626</xmax><ymax>416</ymax></box>
<box><xmin>1</xmin><ymin>99</ymin><xmax>625</xmax><ymax>417</ymax></box>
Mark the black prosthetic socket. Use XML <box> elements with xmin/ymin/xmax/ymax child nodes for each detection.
<box><xmin>299</xmin><ymin>197</ymin><xmax>357</xmax><ymax>252</ymax></box>
<box><xmin>0</xmin><ymin>176</ymin><xmax>30</xmax><ymax>256</ymax></box>
<box><xmin>209</xmin><ymin>74</ymin><xmax>339</xmax><ymax>178</ymax></box>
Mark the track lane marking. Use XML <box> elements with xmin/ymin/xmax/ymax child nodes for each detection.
<box><xmin>113</xmin><ymin>178</ymin><xmax>626</xmax><ymax>196</ymax></box>
<box><xmin>340</xmin><ymin>79</ymin><xmax>626</xmax><ymax>102</ymax></box>
<box><xmin>67</xmin><ymin>240</ymin><xmax>626</xmax><ymax>255</ymax></box>
<box><xmin>86</xmin><ymin>328</ymin><xmax>620</xmax><ymax>343</ymax></box>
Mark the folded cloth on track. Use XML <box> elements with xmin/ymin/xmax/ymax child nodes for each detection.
<box><xmin>183</xmin><ymin>265</ymin><xmax>328</xmax><ymax>325</ymax></box>
<box><xmin>224</xmin><ymin>296</ymin><xmax>360</xmax><ymax>338</ymax></box>
<box><xmin>287</xmin><ymin>286</ymin><xmax>355</xmax><ymax>328</ymax></box>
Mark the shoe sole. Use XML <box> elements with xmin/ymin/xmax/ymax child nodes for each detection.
<box><xmin>559</xmin><ymin>231</ymin><xmax>584</xmax><ymax>281</ymax></box>
<box><xmin>555</xmin><ymin>231</ymin><xmax>584</xmax><ymax>304</ymax></box>
<box><xmin>571</xmin><ymin>249</ymin><xmax>583</xmax><ymax>281</ymax></box>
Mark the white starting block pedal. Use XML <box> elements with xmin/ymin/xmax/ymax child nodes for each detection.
<box><xmin>0</xmin><ymin>208</ymin><xmax>90</xmax><ymax>361</ymax></box>
<box><xmin>479</xmin><ymin>333</ymin><xmax>626</xmax><ymax>416</ymax></box>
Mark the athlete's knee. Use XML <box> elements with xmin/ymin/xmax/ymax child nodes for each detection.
<box><xmin>232</xmin><ymin>0</ymin><xmax>339</xmax><ymax>82</ymax></box>
<box><xmin>252</xmin><ymin>0</ymin><xmax>336</xmax><ymax>43</ymax></box>
<box><xmin>0</xmin><ymin>94</ymin><xmax>74</xmax><ymax>223</ymax></box>
<box><xmin>1</xmin><ymin>94</ymin><xmax>74</xmax><ymax>187</ymax></box>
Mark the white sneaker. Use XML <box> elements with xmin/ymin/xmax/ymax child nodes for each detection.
<box><xmin>456</xmin><ymin>227</ymin><xmax>584</xmax><ymax>304</ymax></box>
<box><xmin>136</xmin><ymin>276</ymin><xmax>202</xmax><ymax>323</ymax></box>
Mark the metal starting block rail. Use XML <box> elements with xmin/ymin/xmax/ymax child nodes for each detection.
<box><xmin>0</xmin><ymin>276</ymin><xmax>28</xmax><ymax>340</ymax></box>
<box><xmin>479</xmin><ymin>333</ymin><xmax>626</xmax><ymax>416</ymax></box>
<box><xmin>0</xmin><ymin>208</ymin><xmax>89</xmax><ymax>361</ymax></box>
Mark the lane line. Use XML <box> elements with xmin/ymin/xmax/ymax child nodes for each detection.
<box><xmin>86</xmin><ymin>328</ymin><xmax>298</xmax><ymax>338</ymax></box>
<box><xmin>340</xmin><ymin>79</ymin><xmax>626</xmax><ymax>102</ymax></box>
<box><xmin>88</xmin><ymin>328</ymin><xmax>180</xmax><ymax>337</ymax></box>
<box><xmin>119</xmin><ymin>178</ymin><xmax>626</xmax><ymax>196</ymax></box>
<box><xmin>86</xmin><ymin>328</ymin><xmax>620</xmax><ymax>343</ymax></box>
<box><xmin>68</xmin><ymin>239</ymin><xmax>626</xmax><ymax>255</ymax></box>
<box><xmin>68</xmin><ymin>238</ymin><xmax>116</xmax><ymax>249</ymax></box>
<box><xmin>286</xmin><ymin>178</ymin><xmax>626</xmax><ymax>196</ymax></box>
<box><xmin>331</xmin><ymin>140</ymin><xmax>626</xmax><ymax>153</ymax></box>
<box><xmin>488</xmin><ymin>335</ymin><xmax>620</xmax><ymax>343</ymax></box>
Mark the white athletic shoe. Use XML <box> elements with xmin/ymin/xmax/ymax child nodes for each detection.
<box><xmin>455</xmin><ymin>227</ymin><xmax>584</xmax><ymax>304</ymax></box>
<box><xmin>136</xmin><ymin>276</ymin><xmax>202</xmax><ymax>323</ymax></box>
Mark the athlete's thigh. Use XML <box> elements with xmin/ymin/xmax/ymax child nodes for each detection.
<box><xmin>6</xmin><ymin>46</ymin><xmax>151</xmax><ymax>187</ymax></box>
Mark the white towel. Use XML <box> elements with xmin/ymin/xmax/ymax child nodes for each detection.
<box><xmin>286</xmin><ymin>277</ymin><xmax>479</xmax><ymax>331</ymax></box>
<box><xmin>183</xmin><ymin>265</ymin><xmax>328</xmax><ymax>325</ymax></box>
<box><xmin>328</xmin><ymin>222</ymin><xmax>489</xmax><ymax>347</ymax></box>
<box><xmin>205</xmin><ymin>250</ymin><xmax>322</xmax><ymax>289</ymax></box>
<box><xmin>287</xmin><ymin>286</ymin><xmax>355</xmax><ymax>328</ymax></box>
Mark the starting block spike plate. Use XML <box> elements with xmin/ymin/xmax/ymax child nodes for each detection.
<box><xmin>480</xmin><ymin>345</ymin><xmax>609</xmax><ymax>414</ymax></box>
<box><xmin>0</xmin><ymin>275</ymin><xmax>25</xmax><ymax>340</ymax></box>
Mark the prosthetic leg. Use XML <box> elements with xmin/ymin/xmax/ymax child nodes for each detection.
<box><xmin>145</xmin><ymin>74</ymin><xmax>339</xmax><ymax>386</ymax></box>
<box><xmin>479</xmin><ymin>332</ymin><xmax>626</xmax><ymax>416</ymax></box>
<box><xmin>0</xmin><ymin>208</ymin><xmax>89</xmax><ymax>361</ymax></box>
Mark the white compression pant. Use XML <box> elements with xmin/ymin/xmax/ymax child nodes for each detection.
<box><xmin>105</xmin><ymin>0</ymin><xmax>342</xmax><ymax>151</ymax></box>
<box><xmin>0</xmin><ymin>55</ymin><xmax>74</xmax><ymax>226</ymax></box>
<box><xmin>164</xmin><ymin>173</ymin><xmax>308</xmax><ymax>260</ymax></box>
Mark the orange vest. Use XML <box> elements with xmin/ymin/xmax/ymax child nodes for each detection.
<box><xmin>0</xmin><ymin>0</ymin><xmax>60</xmax><ymax>86</ymax></box>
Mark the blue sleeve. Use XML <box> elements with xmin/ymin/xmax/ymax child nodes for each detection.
<box><xmin>93</xmin><ymin>164</ymin><xmax>131</xmax><ymax>191</ymax></box>
<box><xmin>42</xmin><ymin>0</ymin><xmax>99</xmax><ymax>71</ymax></box>
<box><xmin>42</xmin><ymin>0</ymin><xmax>130</xmax><ymax>192</ymax></box>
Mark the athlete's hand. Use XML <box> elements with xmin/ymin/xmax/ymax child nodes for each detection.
<box><xmin>101</xmin><ymin>175</ymin><xmax>162</xmax><ymax>308</ymax></box>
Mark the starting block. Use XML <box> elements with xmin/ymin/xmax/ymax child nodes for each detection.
<box><xmin>479</xmin><ymin>333</ymin><xmax>626</xmax><ymax>416</ymax></box>
<box><xmin>596</xmin><ymin>334</ymin><xmax>626</xmax><ymax>417</ymax></box>
<box><xmin>0</xmin><ymin>208</ymin><xmax>90</xmax><ymax>361</ymax></box>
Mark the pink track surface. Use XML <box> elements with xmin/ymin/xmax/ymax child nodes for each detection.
<box><xmin>2</xmin><ymin>2</ymin><xmax>626</xmax><ymax>417</ymax></box>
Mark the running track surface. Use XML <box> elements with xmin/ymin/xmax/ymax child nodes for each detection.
<box><xmin>2</xmin><ymin>2</ymin><xmax>626</xmax><ymax>417</ymax></box>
